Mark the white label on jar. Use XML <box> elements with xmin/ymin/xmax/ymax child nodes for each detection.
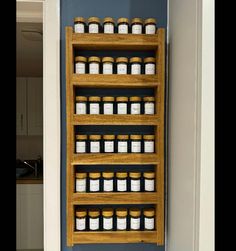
<box><xmin>145</xmin><ymin>179</ymin><xmax>155</xmax><ymax>191</ymax></box>
<box><xmin>117</xmin><ymin>63</ymin><xmax>127</xmax><ymax>74</ymax></box>
<box><xmin>104</xmin><ymin>141</ymin><xmax>114</xmax><ymax>152</ymax></box>
<box><xmin>76</xmin><ymin>141</ymin><xmax>86</xmax><ymax>153</ymax></box>
<box><xmin>117</xmin><ymin>103</ymin><xmax>127</xmax><ymax>114</ymax></box>
<box><xmin>144</xmin><ymin>103</ymin><xmax>155</xmax><ymax>114</ymax></box>
<box><xmin>89</xmin><ymin>217</ymin><xmax>99</xmax><ymax>230</ymax></box>
<box><xmin>130</xmin><ymin>217</ymin><xmax>140</xmax><ymax>230</ymax></box>
<box><xmin>76</xmin><ymin>103</ymin><xmax>86</xmax><ymax>114</ymax></box>
<box><xmin>104</xmin><ymin>23</ymin><xmax>114</xmax><ymax>34</ymax></box>
<box><xmin>131</xmin><ymin>103</ymin><xmax>141</xmax><ymax>114</ymax></box>
<box><xmin>144</xmin><ymin>141</ymin><xmax>154</xmax><ymax>153</ymax></box>
<box><xmin>104</xmin><ymin>103</ymin><xmax>113</xmax><ymax>114</ymax></box>
<box><xmin>103</xmin><ymin>63</ymin><xmax>113</xmax><ymax>74</ymax></box>
<box><xmin>76</xmin><ymin>218</ymin><xmax>86</xmax><ymax>230</ymax></box>
<box><xmin>90</xmin><ymin>179</ymin><xmax>100</xmax><ymax>192</ymax></box>
<box><xmin>90</xmin><ymin>141</ymin><xmax>100</xmax><ymax>153</ymax></box>
<box><xmin>118</xmin><ymin>141</ymin><xmax>128</xmax><ymax>153</ymax></box>
<box><xmin>145</xmin><ymin>63</ymin><xmax>155</xmax><ymax>75</ymax></box>
<box><xmin>118</xmin><ymin>24</ymin><xmax>128</xmax><ymax>34</ymax></box>
<box><xmin>131</xmin><ymin>63</ymin><xmax>141</xmax><ymax>74</ymax></box>
<box><xmin>117</xmin><ymin>217</ymin><xmax>127</xmax><ymax>230</ymax></box>
<box><xmin>144</xmin><ymin>217</ymin><xmax>155</xmax><ymax>230</ymax></box>
<box><xmin>145</xmin><ymin>24</ymin><xmax>156</xmax><ymax>34</ymax></box>
<box><xmin>131</xmin><ymin>179</ymin><xmax>141</xmax><ymax>191</ymax></box>
<box><xmin>103</xmin><ymin>179</ymin><xmax>113</xmax><ymax>191</ymax></box>
<box><xmin>131</xmin><ymin>141</ymin><xmax>141</xmax><ymax>153</ymax></box>
<box><xmin>117</xmin><ymin>179</ymin><xmax>127</xmax><ymax>191</ymax></box>
<box><xmin>75</xmin><ymin>62</ymin><xmax>86</xmax><ymax>74</ymax></box>
<box><xmin>90</xmin><ymin>103</ymin><xmax>100</xmax><ymax>114</ymax></box>
<box><xmin>103</xmin><ymin>217</ymin><xmax>113</xmax><ymax>230</ymax></box>
<box><xmin>132</xmin><ymin>24</ymin><xmax>142</xmax><ymax>34</ymax></box>
<box><xmin>74</xmin><ymin>23</ymin><xmax>85</xmax><ymax>33</ymax></box>
<box><xmin>76</xmin><ymin>178</ymin><xmax>86</xmax><ymax>192</ymax></box>
<box><xmin>89</xmin><ymin>63</ymin><xmax>99</xmax><ymax>74</ymax></box>
<box><xmin>89</xmin><ymin>23</ymin><xmax>99</xmax><ymax>33</ymax></box>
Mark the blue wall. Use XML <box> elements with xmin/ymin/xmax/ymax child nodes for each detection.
<box><xmin>61</xmin><ymin>1</ymin><xmax>167</xmax><ymax>250</ymax></box>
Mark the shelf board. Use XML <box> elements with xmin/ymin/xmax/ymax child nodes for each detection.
<box><xmin>72</xmin><ymin>153</ymin><xmax>159</xmax><ymax>165</ymax></box>
<box><xmin>73</xmin><ymin>231</ymin><xmax>156</xmax><ymax>244</ymax></box>
<box><xmin>71</xmin><ymin>74</ymin><xmax>159</xmax><ymax>88</ymax></box>
<box><xmin>73</xmin><ymin>114</ymin><xmax>160</xmax><ymax>125</ymax></box>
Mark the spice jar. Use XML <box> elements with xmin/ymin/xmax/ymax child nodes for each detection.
<box><xmin>130</xmin><ymin>96</ymin><xmax>141</xmax><ymax>114</ymax></box>
<box><xmin>117</xmin><ymin>135</ymin><xmax>129</xmax><ymax>153</ymax></box>
<box><xmin>143</xmin><ymin>96</ymin><xmax>155</xmax><ymax>114</ymax></box>
<box><xmin>143</xmin><ymin>135</ymin><xmax>155</xmax><ymax>153</ymax></box>
<box><xmin>144</xmin><ymin>18</ymin><xmax>157</xmax><ymax>34</ymax></box>
<box><xmin>74</xmin><ymin>17</ymin><xmax>86</xmax><ymax>33</ymax></box>
<box><xmin>75</xmin><ymin>96</ymin><xmax>87</xmax><ymax>115</ymax></box>
<box><xmin>89</xmin><ymin>172</ymin><xmax>101</xmax><ymax>192</ymax></box>
<box><xmin>88</xmin><ymin>209</ymin><xmax>100</xmax><ymax>231</ymax></box>
<box><xmin>103</xmin><ymin>135</ymin><xmax>115</xmax><ymax>153</ymax></box>
<box><xmin>102</xmin><ymin>208</ymin><xmax>114</xmax><ymax>230</ymax></box>
<box><xmin>102</xmin><ymin>57</ymin><xmax>114</xmax><ymax>74</ymax></box>
<box><xmin>75</xmin><ymin>209</ymin><xmax>87</xmax><ymax>231</ymax></box>
<box><xmin>116</xmin><ymin>96</ymin><xmax>128</xmax><ymax>114</ymax></box>
<box><xmin>130</xmin><ymin>172</ymin><xmax>141</xmax><ymax>192</ymax></box>
<box><xmin>75</xmin><ymin>56</ymin><xmax>87</xmax><ymax>74</ymax></box>
<box><xmin>75</xmin><ymin>172</ymin><xmax>87</xmax><ymax>192</ymax></box>
<box><xmin>88</xmin><ymin>57</ymin><xmax>100</xmax><ymax>74</ymax></box>
<box><xmin>89</xmin><ymin>135</ymin><xmax>101</xmax><ymax>153</ymax></box>
<box><xmin>103</xmin><ymin>96</ymin><xmax>114</xmax><ymax>114</ymax></box>
<box><xmin>117</xmin><ymin>18</ymin><xmax>129</xmax><ymax>34</ymax></box>
<box><xmin>88</xmin><ymin>17</ymin><xmax>100</xmax><ymax>33</ymax></box>
<box><xmin>102</xmin><ymin>172</ymin><xmax>114</xmax><ymax>192</ymax></box>
<box><xmin>131</xmin><ymin>18</ymin><xmax>143</xmax><ymax>34</ymax></box>
<box><xmin>116</xmin><ymin>57</ymin><xmax>128</xmax><ymax>74</ymax></box>
<box><xmin>130</xmin><ymin>57</ymin><xmax>142</xmax><ymax>75</ymax></box>
<box><xmin>89</xmin><ymin>96</ymin><xmax>101</xmax><ymax>114</ymax></box>
<box><xmin>144</xmin><ymin>172</ymin><xmax>155</xmax><ymax>192</ymax></box>
<box><xmin>130</xmin><ymin>135</ymin><xmax>142</xmax><ymax>153</ymax></box>
<box><xmin>116</xmin><ymin>208</ymin><xmax>128</xmax><ymax>230</ymax></box>
<box><xmin>143</xmin><ymin>208</ymin><xmax>155</xmax><ymax>230</ymax></box>
<box><xmin>116</xmin><ymin>172</ymin><xmax>128</xmax><ymax>192</ymax></box>
<box><xmin>103</xmin><ymin>17</ymin><xmax>115</xmax><ymax>34</ymax></box>
<box><xmin>130</xmin><ymin>208</ymin><xmax>141</xmax><ymax>230</ymax></box>
<box><xmin>75</xmin><ymin>134</ymin><xmax>87</xmax><ymax>153</ymax></box>
<box><xmin>144</xmin><ymin>57</ymin><xmax>156</xmax><ymax>75</ymax></box>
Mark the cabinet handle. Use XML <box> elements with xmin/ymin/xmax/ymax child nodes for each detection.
<box><xmin>21</xmin><ymin>114</ymin><xmax>23</xmax><ymax>130</ymax></box>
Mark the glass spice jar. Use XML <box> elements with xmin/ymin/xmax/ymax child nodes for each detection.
<box><xmin>130</xmin><ymin>96</ymin><xmax>141</xmax><ymax>114</ymax></box>
<box><xmin>143</xmin><ymin>96</ymin><xmax>155</xmax><ymax>115</ymax></box>
<box><xmin>116</xmin><ymin>172</ymin><xmax>128</xmax><ymax>192</ymax></box>
<box><xmin>143</xmin><ymin>171</ymin><xmax>155</xmax><ymax>192</ymax></box>
<box><xmin>116</xmin><ymin>208</ymin><xmax>128</xmax><ymax>230</ymax></box>
<box><xmin>75</xmin><ymin>209</ymin><xmax>87</xmax><ymax>231</ymax></box>
<box><xmin>75</xmin><ymin>134</ymin><xmax>87</xmax><ymax>153</ymax></box>
<box><xmin>88</xmin><ymin>16</ymin><xmax>100</xmax><ymax>33</ymax></box>
<box><xmin>144</xmin><ymin>57</ymin><xmax>156</xmax><ymax>75</ymax></box>
<box><xmin>75</xmin><ymin>96</ymin><xmax>87</xmax><ymax>114</ymax></box>
<box><xmin>143</xmin><ymin>135</ymin><xmax>155</xmax><ymax>153</ymax></box>
<box><xmin>117</xmin><ymin>17</ymin><xmax>129</xmax><ymax>34</ymax></box>
<box><xmin>129</xmin><ymin>208</ymin><xmax>141</xmax><ymax>230</ymax></box>
<box><xmin>103</xmin><ymin>17</ymin><xmax>115</xmax><ymax>34</ymax></box>
<box><xmin>102</xmin><ymin>172</ymin><xmax>114</xmax><ymax>192</ymax></box>
<box><xmin>116</xmin><ymin>96</ymin><xmax>128</xmax><ymax>114</ymax></box>
<box><xmin>129</xmin><ymin>172</ymin><xmax>141</xmax><ymax>192</ymax></box>
<box><xmin>130</xmin><ymin>57</ymin><xmax>142</xmax><ymax>75</ymax></box>
<box><xmin>75</xmin><ymin>56</ymin><xmax>87</xmax><ymax>74</ymax></box>
<box><xmin>143</xmin><ymin>208</ymin><xmax>155</xmax><ymax>230</ymax></box>
<box><xmin>75</xmin><ymin>172</ymin><xmax>87</xmax><ymax>192</ymax></box>
<box><xmin>116</xmin><ymin>57</ymin><xmax>128</xmax><ymax>74</ymax></box>
<box><xmin>144</xmin><ymin>18</ymin><xmax>157</xmax><ymax>34</ymax></box>
<box><xmin>89</xmin><ymin>172</ymin><xmax>101</xmax><ymax>192</ymax></box>
<box><xmin>88</xmin><ymin>56</ymin><xmax>101</xmax><ymax>74</ymax></box>
<box><xmin>89</xmin><ymin>96</ymin><xmax>101</xmax><ymax>114</ymax></box>
<box><xmin>131</xmin><ymin>18</ymin><xmax>143</xmax><ymax>34</ymax></box>
<box><xmin>130</xmin><ymin>135</ymin><xmax>142</xmax><ymax>153</ymax></box>
<box><xmin>103</xmin><ymin>135</ymin><xmax>115</xmax><ymax>153</ymax></box>
<box><xmin>102</xmin><ymin>208</ymin><xmax>114</xmax><ymax>230</ymax></box>
<box><xmin>103</xmin><ymin>96</ymin><xmax>114</xmax><ymax>114</ymax></box>
<box><xmin>74</xmin><ymin>17</ymin><xmax>86</xmax><ymax>33</ymax></box>
<box><xmin>89</xmin><ymin>135</ymin><xmax>101</xmax><ymax>153</ymax></box>
<box><xmin>102</xmin><ymin>57</ymin><xmax>114</xmax><ymax>74</ymax></box>
<box><xmin>117</xmin><ymin>135</ymin><xmax>129</xmax><ymax>153</ymax></box>
<box><xmin>88</xmin><ymin>209</ymin><xmax>100</xmax><ymax>231</ymax></box>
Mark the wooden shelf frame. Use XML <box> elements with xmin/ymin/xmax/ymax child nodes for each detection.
<box><xmin>66</xmin><ymin>26</ymin><xmax>165</xmax><ymax>246</ymax></box>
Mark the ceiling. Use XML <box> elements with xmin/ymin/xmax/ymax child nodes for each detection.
<box><xmin>16</xmin><ymin>22</ymin><xmax>43</xmax><ymax>77</ymax></box>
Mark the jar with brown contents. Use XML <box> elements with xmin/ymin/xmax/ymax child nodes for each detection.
<box><xmin>102</xmin><ymin>172</ymin><xmax>114</xmax><ymax>192</ymax></box>
<box><xmin>143</xmin><ymin>171</ymin><xmax>155</xmax><ymax>192</ymax></box>
<box><xmin>88</xmin><ymin>57</ymin><xmax>101</xmax><ymax>74</ymax></box>
<box><xmin>75</xmin><ymin>172</ymin><xmax>87</xmax><ymax>192</ymax></box>
<box><xmin>116</xmin><ymin>172</ymin><xmax>128</xmax><ymax>192</ymax></box>
<box><xmin>88</xmin><ymin>209</ymin><xmax>100</xmax><ymax>231</ymax></box>
<box><xmin>88</xmin><ymin>17</ymin><xmax>100</xmax><ymax>33</ymax></box>
<box><xmin>103</xmin><ymin>135</ymin><xmax>115</xmax><ymax>153</ymax></box>
<box><xmin>75</xmin><ymin>96</ymin><xmax>87</xmax><ymax>114</ymax></box>
<box><xmin>74</xmin><ymin>17</ymin><xmax>86</xmax><ymax>33</ymax></box>
<box><xmin>102</xmin><ymin>96</ymin><xmax>114</xmax><ymax>114</ymax></box>
<box><xmin>143</xmin><ymin>96</ymin><xmax>155</xmax><ymax>115</ymax></box>
<box><xmin>116</xmin><ymin>57</ymin><xmax>128</xmax><ymax>74</ymax></box>
<box><xmin>130</xmin><ymin>57</ymin><xmax>142</xmax><ymax>75</ymax></box>
<box><xmin>129</xmin><ymin>208</ymin><xmax>141</xmax><ymax>230</ymax></box>
<box><xmin>103</xmin><ymin>17</ymin><xmax>115</xmax><ymax>34</ymax></box>
<box><xmin>130</xmin><ymin>96</ymin><xmax>141</xmax><ymax>114</ymax></box>
<box><xmin>102</xmin><ymin>57</ymin><xmax>114</xmax><ymax>74</ymax></box>
<box><xmin>143</xmin><ymin>135</ymin><xmax>155</xmax><ymax>153</ymax></box>
<box><xmin>131</xmin><ymin>18</ymin><xmax>143</xmax><ymax>34</ymax></box>
<box><xmin>116</xmin><ymin>96</ymin><xmax>128</xmax><ymax>114</ymax></box>
<box><xmin>102</xmin><ymin>208</ymin><xmax>114</xmax><ymax>231</ymax></box>
<box><xmin>144</xmin><ymin>18</ymin><xmax>157</xmax><ymax>34</ymax></box>
<box><xmin>130</xmin><ymin>135</ymin><xmax>142</xmax><ymax>153</ymax></box>
<box><xmin>89</xmin><ymin>96</ymin><xmax>101</xmax><ymax>114</ymax></box>
<box><xmin>144</xmin><ymin>57</ymin><xmax>156</xmax><ymax>75</ymax></box>
<box><xmin>117</xmin><ymin>135</ymin><xmax>129</xmax><ymax>153</ymax></box>
<box><xmin>143</xmin><ymin>208</ymin><xmax>155</xmax><ymax>230</ymax></box>
<box><xmin>75</xmin><ymin>209</ymin><xmax>87</xmax><ymax>231</ymax></box>
<box><xmin>117</xmin><ymin>18</ymin><xmax>129</xmax><ymax>34</ymax></box>
<box><xmin>75</xmin><ymin>134</ymin><xmax>87</xmax><ymax>153</ymax></box>
<box><xmin>89</xmin><ymin>172</ymin><xmax>101</xmax><ymax>192</ymax></box>
<box><xmin>89</xmin><ymin>135</ymin><xmax>101</xmax><ymax>153</ymax></box>
<box><xmin>116</xmin><ymin>208</ymin><xmax>128</xmax><ymax>230</ymax></box>
<box><xmin>130</xmin><ymin>172</ymin><xmax>141</xmax><ymax>192</ymax></box>
<box><xmin>75</xmin><ymin>56</ymin><xmax>87</xmax><ymax>74</ymax></box>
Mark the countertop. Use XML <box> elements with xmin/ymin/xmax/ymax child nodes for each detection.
<box><xmin>16</xmin><ymin>170</ymin><xmax>43</xmax><ymax>184</ymax></box>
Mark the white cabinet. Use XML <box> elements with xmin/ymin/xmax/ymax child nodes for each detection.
<box><xmin>16</xmin><ymin>184</ymin><xmax>43</xmax><ymax>250</ymax></box>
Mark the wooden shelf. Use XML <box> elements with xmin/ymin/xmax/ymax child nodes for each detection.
<box><xmin>73</xmin><ymin>231</ymin><xmax>157</xmax><ymax>244</ymax></box>
<box><xmin>72</xmin><ymin>153</ymin><xmax>159</xmax><ymax>165</ymax></box>
<box><xmin>72</xmin><ymin>74</ymin><xmax>159</xmax><ymax>88</ymax></box>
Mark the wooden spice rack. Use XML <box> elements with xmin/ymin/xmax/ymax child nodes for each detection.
<box><xmin>66</xmin><ymin>26</ymin><xmax>165</xmax><ymax>246</ymax></box>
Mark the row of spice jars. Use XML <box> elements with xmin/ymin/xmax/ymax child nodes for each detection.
<box><xmin>76</xmin><ymin>96</ymin><xmax>155</xmax><ymax>115</ymax></box>
<box><xmin>75</xmin><ymin>56</ymin><xmax>156</xmax><ymax>75</ymax></box>
<box><xmin>74</xmin><ymin>17</ymin><xmax>157</xmax><ymax>34</ymax></box>
<box><xmin>76</xmin><ymin>171</ymin><xmax>155</xmax><ymax>193</ymax></box>
<box><xmin>76</xmin><ymin>207</ymin><xmax>155</xmax><ymax>231</ymax></box>
<box><xmin>75</xmin><ymin>134</ymin><xmax>155</xmax><ymax>153</ymax></box>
